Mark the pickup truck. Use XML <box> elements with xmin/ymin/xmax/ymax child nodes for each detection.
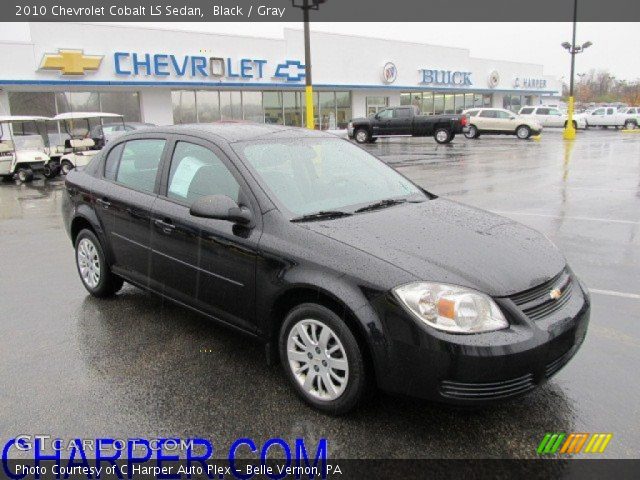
<box><xmin>584</xmin><ymin>106</ymin><xmax>638</xmax><ymax>129</ymax></box>
<box><xmin>348</xmin><ymin>106</ymin><xmax>468</xmax><ymax>144</ymax></box>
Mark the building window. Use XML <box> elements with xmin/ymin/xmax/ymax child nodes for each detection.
<box><xmin>503</xmin><ymin>94</ymin><xmax>523</xmax><ymax>112</ymax></box>
<box><xmin>172</xmin><ymin>91</ymin><xmax>196</xmax><ymax>124</ymax></box>
<box><xmin>242</xmin><ymin>91</ymin><xmax>264</xmax><ymax>123</ymax></box>
<box><xmin>196</xmin><ymin>91</ymin><xmax>221</xmax><ymax>123</ymax></box>
<box><xmin>100</xmin><ymin>92</ymin><xmax>142</xmax><ymax>122</ymax></box>
<box><xmin>335</xmin><ymin>91</ymin><xmax>351</xmax><ymax>129</ymax></box>
<box><xmin>366</xmin><ymin>96</ymin><xmax>388</xmax><ymax>116</ymax></box>
<box><xmin>433</xmin><ymin>94</ymin><xmax>445</xmax><ymax>115</ymax></box>
<box><xmin>263</xmin><ymin>92</ymin><xmax>283</xmax><ymax>125</ymax></box>
<box><xmin>9</xmin><ymin>90</ymin><xmax>141</xmax><ymax>123</ymax></box>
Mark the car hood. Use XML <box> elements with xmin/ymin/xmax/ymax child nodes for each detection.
<box><xmin>302</xmin><ymin>199</ymin><xmax>566</xmax><ymax>297</ymax></box>
<box><xmin>350</xmin><ymin>117</ymin><xmax>370</xmax><ymax>124</ymax></box>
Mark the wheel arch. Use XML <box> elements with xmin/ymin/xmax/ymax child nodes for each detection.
<box><xmin>69</xmin><ymin>207</ymin><xmax>114</xmax><ymax>265</ymax></box>
<box><xmin>268</xmin><ymin>284</ymin><xmax>378</xmax><ymax>381</ymax></box>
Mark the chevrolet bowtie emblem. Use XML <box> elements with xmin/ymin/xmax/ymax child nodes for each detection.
<box><xmin>40</xmin><ymin>49</ymin><xmax>103</xmax><ymax>75</ymax></box>
<box><xmin>550</xmin><ymin>288</ymin><xmax>562</xmax><ymax>300</ymax></box>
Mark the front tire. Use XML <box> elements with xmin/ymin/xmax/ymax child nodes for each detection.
<box><xmin>624</xmin><ymin>120</ymin><xmax>636</xmax><ymax>130</ymax></box>
<box><xmin>434</xmin><ymin>128</ymin><xmax>452</xmax><ymax>144</ymax></box>
<box><xmin>516</xmin><ymin>125</ymin><xmax>531</xmax><ymax>139</ymax></box>
<box><xmin>354</xmin><ymin>128</ymin><xmax>370</xmax><ymax>144</ymax></box>
<box><xmin>61</xmin><ymin>160</ymin><xmax>74</xmax><ymax>175</ymax></box>
<box><xmin>279</xmin><ymin>303</ymin><xmax>366</xmax><ymax>415</ymax></box>
<box><xmin>75</xmin><ymin>229</ymin><xmax>123</xmax><ymax>297</ymax></box>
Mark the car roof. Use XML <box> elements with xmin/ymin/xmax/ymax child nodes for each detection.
<box><xmin>127</xmin><ymin>122</ymin><xmax>333</xmax><ymax>143</ymax></box>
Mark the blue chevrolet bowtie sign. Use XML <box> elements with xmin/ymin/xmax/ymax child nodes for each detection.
<box><xmin>113</xmin><ymin>52</ymin><xmax>306</xmax><ymax>82</ymax></box>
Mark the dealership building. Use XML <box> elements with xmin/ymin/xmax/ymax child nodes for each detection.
<box><xmin>0</xmin><ymin>23</ymin><xmax>561</xmax><ymax>129</ymax></box>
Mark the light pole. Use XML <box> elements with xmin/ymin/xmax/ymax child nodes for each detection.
<box><xmin>562</xmin><ymin>0</ymin><xmax>592</xmax><ymax>140</ymax></box>
<box><xmin>292</xmin><ymin>0</ymin><xmax>327</xmax><ymax>130</ymax></box>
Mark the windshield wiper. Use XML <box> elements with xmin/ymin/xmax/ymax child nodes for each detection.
<box><xmin>290</xmin><ymin>210</ymin><xmax>353</xmax><ymax>222</ymax></box>
<box><xmin>354</xmin><ymin>198</ymin><xmax>407</xmax><ymax>213</ymax></box>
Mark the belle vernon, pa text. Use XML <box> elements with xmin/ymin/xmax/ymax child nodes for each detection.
<box><xmin>26</xmin><ymin>4</ymin><xmax>288</xmax><ymax>19</ymax></box>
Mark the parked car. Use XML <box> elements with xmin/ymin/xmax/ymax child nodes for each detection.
<box><xmin>62</xmin><ymin>124</ymin><xmax>590</xmax><ymax>414</ymax></box>
<box><xmin>518</xmin><ymin>106</ymin><xmax>587</xmax><ymax>130</ymax></box>
<box><xmin>0</xmin><ymin>115</ymin><xmax>55</xmax><ymax>182</ymax></box>
<box><xmin>584</xmin><ymin>106</ymin><xmax>637</xmax><ymax>129</ymax></box>
<box><xmin>348</xmin><ymin>106</ymin><xmax>468</xmax><ymax>144</ymax></box>
<box><xmin>617</xmin><ymin>107</ymin><xmax>639</xmax><ymax>129</ymax></box>
<box><xmin>463</xmin><ymin>108</ymin><xmax>542</xmax><ymax>140</ymax></box>
<box><xmin>89</xmin><ymin>122</ymin><xmax>156</xmax><ymax>142</ymax></box>
<box><xmin>50</xmin><ymin>112</ymin><xmax>126</xmax><ymax>175</ymax></box>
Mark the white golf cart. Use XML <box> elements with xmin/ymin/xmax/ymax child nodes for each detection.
<box><xmin>0</xmin><ymin>115</ymin><xmax>54</xmax><ymax>182</ymax></box>
<box><xmin>50</xmin><ymin>112</ymin><xmax>125</xmax><ymax>175</ymax></box>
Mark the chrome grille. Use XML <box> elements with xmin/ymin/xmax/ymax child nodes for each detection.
<box><xmin>508</xmin><ymin>269</ymin><xmax>574</xmax><ymax>321</ymax></box>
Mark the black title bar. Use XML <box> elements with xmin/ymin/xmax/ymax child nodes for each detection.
<box><xmin>5</xmin><ymin>0</ymin><xmax>640</xmax><ymax>22</ymax></box>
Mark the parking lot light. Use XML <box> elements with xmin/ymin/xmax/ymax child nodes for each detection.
<box><xmin>292</xmin><ymin>0</ymin><xmax>328</xmax><ymax>130</ymax></box>
<box><xmin>562</xmin><ymin>0</ymin><xmax>592</xmax><ymax>140</ymax></box>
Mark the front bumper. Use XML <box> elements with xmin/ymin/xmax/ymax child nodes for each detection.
<box><xmin>368</xmin><ymin>272</ymin><xmax>590</xmax><ymax>405</ymax></box>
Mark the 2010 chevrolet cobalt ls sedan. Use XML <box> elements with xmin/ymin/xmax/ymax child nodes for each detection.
<box><xmin>62</xmin><ymin>124</ymin><xmax>590</xmax><ymax>414</ymax></box>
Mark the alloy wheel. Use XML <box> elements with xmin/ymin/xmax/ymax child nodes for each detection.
<box><xmin>436</xmin><ymin>130</ymin><xmax>449</xmax><ymax>143</ymax></box>
<box><xmin>355</xmin><ymin>130</ymin><xmax>368</xmax><ymax>143</ymax></box>
<box><xmin>286</xmin><ymin>319</ymin><xmax>349</xmax><ymax>401</ymax></box>
<box><xmin>77</xmin><ymin>238</ymin><xmax>101</xmax><ymax>288</ymax></box>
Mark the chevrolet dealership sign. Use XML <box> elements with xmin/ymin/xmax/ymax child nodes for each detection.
<box><xmin>39</xmin><ymin>49</ymin><xmax>103</xmax><ymax>75</ymax></box>
<box><xmin>38</xmin><ymin>48</ymin><xmax>306</xmax><ymax>82</ymax></box>
<box><xmin>114</xmin><ymin>52</ymin><xmax>306</xmax><ymax>82</ymax></box>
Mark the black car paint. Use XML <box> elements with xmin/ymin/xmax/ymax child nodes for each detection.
<box><xmin>62</xmin><ymin>124</ymin><xmax>590</xmax><ymax>405</ymax></box>
<box><xmin>348</xmin><ymin>107</ymin><xmax>466</xmax><ymax>140</ymax></box>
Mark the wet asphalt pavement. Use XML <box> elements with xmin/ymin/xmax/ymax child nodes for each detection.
<box><xmin>0</xmin><ymin>128</ymin><xmax>638</xmax><ymax>460</ymax></box>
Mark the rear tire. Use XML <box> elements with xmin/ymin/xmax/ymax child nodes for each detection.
<box><xmin>279</xmin><ymin>303</ymin><xmax>366</xmax><ymax>415</ymax></box>
<box><xmin>43</xmin><ymin>164</ymin><xmax>59</xmax><ymax>179</ymax></box>
<box><xmin>16</xmin><ymin>168</ymin><xmax>34</xmax><ymax>183</ymax></box>
<box><xmin>516</xmin><ymin>125</ymin><xmax>531</xmax><ymax>139</ymax></box>
<box><xmin>354</xmin><ymin>128</ymin><xmax>370</xmax><ymax>144</ymax></box>
<box><xmin>75</xmin><ymin>229</ymin><xmax>123</xmax><ymax>297</ymax></box>
<box><xmin>434</xmin><ymin>128</ymin><xmax>452</xmax><ymax>144</ymax></box>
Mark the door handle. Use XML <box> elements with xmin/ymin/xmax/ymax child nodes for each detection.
<box><xmin>96</xmin><ymin>197</ymin><xmax>111</xmax><ymax>209</ymax></box>
<box><xmin>154</xmin><ymin>218</ymin><xmax>175</xmax><ymax>234</ymax></box>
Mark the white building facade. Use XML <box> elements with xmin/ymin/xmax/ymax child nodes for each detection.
<box><xmin>0</xmin><ymin>23</ymin><xmax>562</xmax><ymax>129</ymax></box>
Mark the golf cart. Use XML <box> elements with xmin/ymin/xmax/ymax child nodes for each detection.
<box><xmin>0</xmin><ymin>115</ymin><xmax>54</xmax><ymax>182</ymax></box>
<box><xmin>50</xmin><ymin>112</ymin><xmax>125</xmax><ymax>175</ymax></box>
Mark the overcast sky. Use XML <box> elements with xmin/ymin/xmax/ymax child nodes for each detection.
<box><xmin>2</xmin><ymin>22</ymin><xmax>637</xmax><ymax>81</ymax></box>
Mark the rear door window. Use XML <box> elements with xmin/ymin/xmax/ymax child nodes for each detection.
<box><xmin>115</xmin><ymin>139</ymin><xmax>166</xmax><ymax>193</ymax></box>
<box><xmin>537</xmin><ymin>108</ymin><xmax>551</xmax><ymax>115</ymax></box>
<box><xmin>479</xmin><ymin>110</ymin><xmax>497</xmax><ymax>118</ymax></box>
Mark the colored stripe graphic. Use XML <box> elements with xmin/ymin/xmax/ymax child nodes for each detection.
<box><xmin>537</xmin><ymin>433</ymin><xmax>566</xmax><ymax>454</ymax></box>
<box><xmin>539</xmin><ymin>433</ymin><xmax>613</xmax><ymax>455</ymax></box>
<box><xmin>584</xmin><ymin>433</ymin><xmax>613</xmax><ymax>453</ymax></box>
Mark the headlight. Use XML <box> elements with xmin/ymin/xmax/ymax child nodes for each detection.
<box><xmin>393</xmin><ymin>282</ymin><xmax>508</xmax><ymax>334</ymax></box>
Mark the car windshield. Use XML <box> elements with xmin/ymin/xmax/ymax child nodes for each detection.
<box><xmin>234</xmin><ymin>137</ymin><xmax>426</xmax><ymax>216</ymax></box>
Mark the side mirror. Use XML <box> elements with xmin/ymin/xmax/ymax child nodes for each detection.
<box><xmin>510</xmin><ymin>116</ymin><xmax>516</xmax><ymax>120</ymax></box>
<box><xmin>190</xmin><ymin>195</ymin><xmax>252</xmax><ymax>225</ymax></box>
<box><xmin>374</xmin><ymin>114</ymin><xmax>380</xmax><ymax>120</ymax></box>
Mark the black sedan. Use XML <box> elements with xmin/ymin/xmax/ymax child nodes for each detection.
<box><xmin>62</xmin><ymin>124</ymin><xmax>590</xmax><ymax>414</ymax></box>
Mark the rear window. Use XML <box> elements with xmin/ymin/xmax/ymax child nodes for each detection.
<box><xmin>115</xmin><ymin>139</ymin><xmax>166</xmax><ymax>193</ymax></box>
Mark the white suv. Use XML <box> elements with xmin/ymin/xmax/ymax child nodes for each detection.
<box><xmin>463</xmin><ymin>108</ymin><xmax>542</xmax><ymax>140</ymax></box>
<box><xmin>518</xmin><ymin>106</ymin><xmax>587</xmax><ymax>130</ymax></box>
